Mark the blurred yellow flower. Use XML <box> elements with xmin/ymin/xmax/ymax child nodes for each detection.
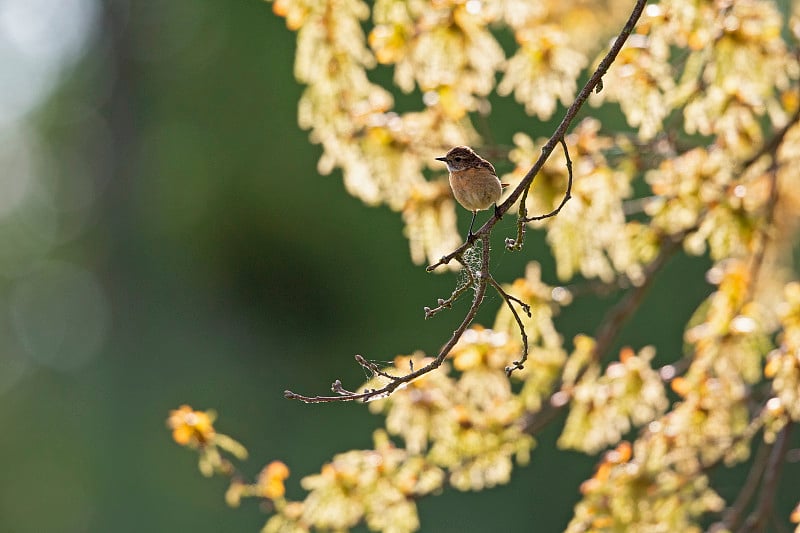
<box><xmin>167</xmin><ymin>405</ymin><xmax>216</xmax><ymax>447</ymax></box>
<box><xmin>258</xmin><ymin>461</ymin><xmax>291</xmax><ymax>499</ymax></box>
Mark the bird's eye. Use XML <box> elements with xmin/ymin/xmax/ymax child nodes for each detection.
<box><xmin>454</xmin><ymin>156</ymin><xmax>463</xmax><ymax>161</ymax></box>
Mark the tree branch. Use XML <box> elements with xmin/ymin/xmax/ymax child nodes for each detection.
<box><xmin>424</xmin><ymin>257</ymin><xmax>476</xmax><ymax>318</ymax></box>
<box><xmin>484</xmin><ymin>274</ymin><xmax>532</xmax><ymax>375</ymax></box>
<box><xmin>285</xmin><ymin>0</ymin><xmax>649</xmax><ymax>403</ymax></box>
<box><xmin>428</xmin><ymin>0</ymin><xmax>646</xmax><ymax>270</ymax></box>
<box><xmin>285</xmin><ymin>235</ymin><xmax>492</xmax><ymax>403</ymax></box>
<box><xmin>739</xmin><ymin>423</ymin><xmax>793</xmax><ymax>533</ymax></box>
<box><xmin>717</xmin><ymin>439</ymin><xmax>773</xmax><ymax>531</ymax></box>
<box><xmin>591</xmin><ymin>234</ymin><xmax>681</xmax><ymax>361</ymax></box>
<box><xmin>506</xmin><ymin>138</ymin><xmax>573</xmax><ymax>250</ymax></box>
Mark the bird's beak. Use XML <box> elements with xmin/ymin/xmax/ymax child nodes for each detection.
<box><xmin>435</xmin><ymin>156</ymin><xmax>447</xmax><ymax>162</ymax></box>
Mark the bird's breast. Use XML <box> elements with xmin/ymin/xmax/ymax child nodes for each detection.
<box><xmin>449</xmin><ymin>168</ymin><xmax>503</xmax><ymax>211</ymax></box>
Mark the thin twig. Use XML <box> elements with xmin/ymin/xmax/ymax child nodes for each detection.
<box><xmin>485</xmin><ymin>275</ymin><xmax>532</xmax><ymax>374</ymax></box>
<box><xmin>506</xmin><ymin>138</ymin><xmax>573</xmax><ymax>250</ymax></box>
<box><xmin>354</xmin><ymin>355</ymin><xmax>398</xmax><ymax>381</ymax></box>
<box><xmin>285</xmin><ymin>234</ymin><xmax>492</xmax><ymax>403</ymax></box>
<box><xmin>424</xmin><ymin>257</ymin><xmax>476</xmax><ymax>318</ymax></box>
<box><xmin>286</xmin><ymin>0</ymin><xmax>649</xmax><ymax>402</ymax></box>
<box><xmin>523</xmin><ymin>138</ymin><xmax>574</xmax><ymax>223</ymax></box>
<box><xmin>505</xmin><ymin>188</ymin><xmax>529</xmax><ymax>252</ymax></box>
<box><xmin>429</xmin><ymin>0</ymin><xmax>647</xmax><ymax>270</ymax></box>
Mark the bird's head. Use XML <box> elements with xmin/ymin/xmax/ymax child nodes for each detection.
<box><xmin>435</xmin><ymin>146</ymin><xmax>480</xmax><ymax>172</ymax></box>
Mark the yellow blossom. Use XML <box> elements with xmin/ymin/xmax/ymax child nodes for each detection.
<box><xmin>167</xmin><ymin>405</ymin><xmax>216</xmax><ymax>446</ymax></box>
<box><xmin>258</xmin><ymin>461</ymin><xmax>291</xmax><ymax>500</ymax></box>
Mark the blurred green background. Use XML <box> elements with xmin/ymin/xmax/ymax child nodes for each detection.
<box><xmin>1</xmin><ymin>1</ymin><xmax>797</xmax><ymax>532</ymax></box>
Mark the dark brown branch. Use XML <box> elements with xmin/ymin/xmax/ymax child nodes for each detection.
<box><xmin>591</xmin><ymin>234</ymin><xmax>681</xmax><ymax>361</ymax></box>
<box><xmin>495</xmin><ymin>0</ymin><xmax>645</xmax><ymax>216</ymax></box>
<box><xmin>739</xmin><ymin>423</ymin><xmax>793</xmax><ymax>533</ymax></box>
<box><xmin>717</xmin><ymin>439</ymin><xmax>773</xmax><ymax>531</ymax></box>
<box><xmin>741</xmin><ymin>92</ymin><xmax>800</xmax><ymax>169</ymax></box>
<box><xmin>427</xmin><ymin>244</ymin><xmax>471</xmax><ymax>272</ymax></box>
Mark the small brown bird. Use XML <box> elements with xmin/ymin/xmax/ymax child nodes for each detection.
<box><xmin>436</xmin><ymin>146</ymin><xmax>503</xmax><ymax>239</ymax></box>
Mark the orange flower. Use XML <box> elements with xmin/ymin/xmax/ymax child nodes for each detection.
<box><xmin>257</xmin><ymin>461</ymin><xmax>290</xmax><ymax>500</ymax></box>
<box><xmin>167</xmin><ymin>405</ymin><xmax>216</xmax><ymax>446</ymax></box>
<box><xmin>619</xmin><ymin>346</ymin><xmax>635</xmax><ymax>364</ymax></box>
<box><xmin>764</xmin><ymin>353</ymin><xmax>781</xmax><ymax>379</ymax></box>
<box><xmin>790</xmin><ymin>501</ymin><xmax>800</xmax><ymax>523</ymax></box>
<box><xmin>271</xmin><ymin>0</ymin><xmax>307</xmax><ymax>31</ymax></box>
<box><xmin>670</xmin><ymin>376</ymin><xmax>691</xmax><ymax>398</ymax></box>
<box><xmin>612</xmin><ymin>441</ymin><xmax>632</xmax><ymax>463</ymax></box>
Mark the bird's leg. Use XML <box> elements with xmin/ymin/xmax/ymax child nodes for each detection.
<box><xmin>494</xmin><ymin>203</ymin><xmax>502</xmax><ymax>219</ymax></box>
<box><xmin>467</xmin><ymin>210</ymin><xmax>478</xmax><ymax>241</ymax></box>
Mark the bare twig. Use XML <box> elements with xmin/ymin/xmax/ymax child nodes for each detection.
<box><xmin>429</xmin><ymin>0</ymin><xmax>646</xmax><ymax>270</ymax></box>
<box><xmin>494</xmin><ymin>0</ymin><xmax>645</xmax><ymax>218</ymax></box>
<box><xmin>523</xmin><ymin>138</ymin><xmax>574</xmax><ymax>223</ymax></box>
<box><xmin>285</xmin><ymin>0</ymin><xmax>649</xmax><ymax>403</ymax></box>
<box><xmin>506</xmin><ymin>138</ymin><xmax>574</xmax><ymax>250</ymax></box>
<box><xmin>354</xmin><ymin>355</ymin><xmax>399</xmax><ymax>381</ymax></box>
<box><xmin>424</xmin><ymin>257</ymin><xmax>476</xmax><ymax>319</ymax></box>
<box><xmin>484</xmin><ymin>275</ymin><xmax>532</xmax><ymax>375</ymax></box>
<box><xmin>285</xmin><ymin>235</ymin><xmax>492</xmax><ymax>403</ymax></box>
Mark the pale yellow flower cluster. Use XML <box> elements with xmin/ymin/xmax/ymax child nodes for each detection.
<box><xmin>498</xmin><ymin>25</ymin><xmax>587</xmax><ymax>120</ymax></box>
<box><xmin>566</xmin><ymin>256</ymin><xmax>782</xmax><ymax>529</ymax></box>
<box><xmin>273</xmin><ymin>0</ymin><xmax>482</xmax><ymax>265</ymax></box>
<box><xmin>558</xmin><ymin>343</ymin><xmax>669</xmax><ymax>454</ymax></box>
<box><xmin>363</xmin><ymin>350</ymin><xmax>534</xmax><ymax>492</ymax></box>
<box><xmin>681</xmin><ymin>0</ymin><xmax>794</xmax><ymax>154</ymax></box>
<box><xmin>371</xmin><ymin>0</ymin><xmax>503</xmax><ymax>111</ymax></box>
<box><xmin>567</xmin><ymin>440</ymin><xmax>724</xmax><ymax>532</ymax></box>
<box><xmin>226</xmin><ymin>461</ymin><xmax>291</xmax><ymax>507</ymax></box>
<box><xmin>263</xmin><ymin>431</ymin><xmax>444</xmax><ymax>533</ymax></box>
<box><xmin>764</xmin><ymin>282</ymin><xmax>800</xmax><ymax>422</ymax></box>
<box><xmin>493</xmin><ymin>0</ymin><xmax>632</xmax><ymax>72</ymax></box>
<box><xmin>596</xmin><ymin>0</ymin><xmax>798</xmax><ymax>152</ymax></box>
